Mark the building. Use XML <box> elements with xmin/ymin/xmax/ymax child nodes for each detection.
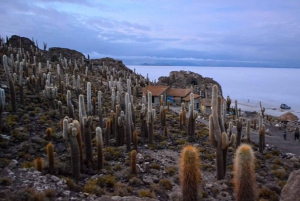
<box><xmin>142</xmin><ymin>86</ymin><xmax>170</xmax><ymax>106</ymax></box>
<box><xmin>166</xmin><ymin>88</ymin><xmax>191</xmax><ymax>106</ymax></box>
<box><xmin>183</xmin><ymin>93</ymin><xmax>201</xmax><ymax>110</ymax></box>
<box><xmin>200</xmin><ymin>98</ymin><xmax>212</xmax><ymax>115</ymax></box>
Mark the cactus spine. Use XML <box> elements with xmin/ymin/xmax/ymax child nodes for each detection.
<box><xmin>3</xmin><ymin>55</ymin><xmax>16</xmax><ymax>113</ymax></box>
<box><xmin>131</xmin><ymin>150</ymin><xmax>137</xmax><ymax>174</ymax></box>
<box><xmin>46</xmin><ymin>142</ymin><xmax>54</xmax><ymax>174</ymax></box>
<box><xmin>96</xmin><ymin>127</ymin><xmax>104</xmax><ymax>170</ymax></box>
<box><xmin>234</xmin><ymin>144</ymin><xmax>257</xmax><ymax>201</ymax></box>
<box><xmin>180</xmin><ymin>145</ymin><xmax>201</xmax><ymax>201</ymax></box>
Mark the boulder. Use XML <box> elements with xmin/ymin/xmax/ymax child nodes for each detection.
<box><xmin>280</xmin><ymin>169</ymin><xmax>300</xmax><ymax>201</ymax></box>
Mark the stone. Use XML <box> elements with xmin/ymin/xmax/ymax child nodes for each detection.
<box><xmin>290</xmin><ymin>156</ymin><xmax>299</xmax><ymax>162</ymax></box>
<box><xmin>280</xmin><ymin>170</ymin><xmax>300</xmax><ymax>201</ymax></box>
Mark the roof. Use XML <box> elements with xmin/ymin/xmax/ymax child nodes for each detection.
<box><xmin>166</xmin><ymin>88</ymin><xmax>191</xmax><ymax>97</ymax></box>
<box><xmin>280</xmin><ymin>112</ymin><xmax>299</xmax><ymax>122</ymax></box>
<box><xmin>142</xmin><ymin>86</ymin><xmax>170</xmax><ymax>96</ymax></box>
<box><xmin>200</xmin><ymin>98</ymin><xmax>212</xmax><ymax>107</ymax></box>
<box><xmin>183</xmin><ymin>93</ymin><xmax>201</xmax><ymax>101</ymax></box>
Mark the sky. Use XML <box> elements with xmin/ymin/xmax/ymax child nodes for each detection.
<box><xmin>1</xmin><ymin>0</ymin><xmax>300</xmax><ymax>67</ymax></box>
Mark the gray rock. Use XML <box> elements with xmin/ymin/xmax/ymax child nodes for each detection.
<box><xmin>280</xmin><ymin>169</ymin><xmax>300</xmax><ymax>201</ymax></box>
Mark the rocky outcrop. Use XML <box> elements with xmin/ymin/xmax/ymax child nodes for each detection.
<box><xmin>8</xmin><ymin>35</ymin><xmax>36</xmax><ymax>49</ymax></box>
<box><xmin>280</xmin><ymin>169</ymin><xmax>300</xmax><ymax>201</ymax></box>
<box><xmin>48</xmin><ymin>47</ymin><xmax>85</xmax><ymax>61</ymax></box>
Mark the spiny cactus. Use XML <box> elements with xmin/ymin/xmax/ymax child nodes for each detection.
<box><xmin>105</xmin><ymin>120</ymin><xmax>110</xmax><ymax>146</ymax></box>
<box><xmin>125</xmin><ymin>93</ymin><xmax>132</xmax><ymax>151</ymax></box>
<box><xmin>131</xmin><ymin>150</ymin><xmax>137</xmax><ymax>174</ymax></box>
<box><xmin>187</xmin><ymin>93</ymin><xmax>197</xmax><ymax>141</ymax></box>
<box><xmin>226</xmin><ymin>96</ymin><xmax>231</xmax><ymax>111</ymax></box>
<box><xmin>259</xmin><ymin>126</ymin><xmax>265</xmax><ymax>153</ymax></box>
<box><xmin>147</xmin><ymin>91</ymin><xmax>156</xmax><ymax>144</ymax></box>
<box><xmin>258</xmin><ymin>113</ymin><xmax>265</xmax><ymax>148</ymax></box>
<box><xmin>140</xmin><ymin>104</ymin><xmax>148</xmax><ymax>139</ymax></box>
<box><xmin>234</xmin><ymin>144</ymin><xmax>257</xmax><ymax>201</ymax></box>
<box><xmin>0</xmin><ymin>88</ymin><xmax>5</xmax><ymax>133</ymax></box>
<box><xmin>160</xmin><ymin>106</ymin><xmax>166</xmax><ymax>127</ymax></box>
<box><xmin>167</xmin><ymin>100</ymin><xmax>170</xmax><ymax>111</ymax></box>
<box><xmin>58</xmin><ymin>101</ymin><xmax>63</xmax><ymax>119</ymax></box>
<box><xmin>83</xmin><ymin>116</ymin><xmax>93</xmax><ymax>166</ymax></box>
<box><xmin>234</xmin><ymin>100</ymin><xmax>238</xmax><ymax>119</ymax></box>
<box><xmin>209</xmin><ymin>85</ymin><xmax>235</xmax><ymax>180</ymax></box>
<box><xmin>246</xmin><ymin>119</ymin><xmax>251</xmax><ymax>143</ymax></box>
<box><xmin>92</xmin><ymin>97</ymin><xmax>96</xmax><ymax>116</ymax></box>
<box><xmin>63</xmin><ymin>117</ymin><xmax>80</xmax><ymax>180</ymax></box>
<box><xmin>117</xmin><ymin>111</ymin><xmax>126</xmax><ymax>146</ymax></box>
<box><xmin>98</xmin><ymin>91</ymin><xmax>103</xmax><ymax>128</ymax></box>
<box><xmin>236</xmin><ymin>117</ymin><xmax>243</xmax><ymax>148</ymax></box>
<box><xmin>260</xmin><ymin>101</ymin><xmax>265</xmax><ymax>118</ymax></box>
<box><xmin>87</xmin><ymin>82</ymin><xmax>92</xmax><ymax>116</ymax></box>
<box><xmin>46</xmin><ymin>142</ymin><xmax>54</xmax><ymax>174</ymax></box>
<box><xmin>3</xmin><ymin>55</ymin><xmax>16</xmax><ymax>113</ymax></box>
<box><xmin>13</xmin><ymin>62</ymin><xmax>25</xmax><ymax>105</ymax></box>
<box><xmin>34</xmin><ymin>157</ymin><xmax>43</xmax><ymax>172</ymax></box>
<box><xmin>180</xmin><ymin>145</ymin><xmax>201</xmax><ymax>201</ymax></box>
<box><xmin>111</xmin><ymin>88</ymin><xmax>116</xmax><ymax>111</ymax></box>
<box><xmin>96</xmin><ymin>127</ymin><xmax>104</xmax><ymax>170</ymax></box>
<box><xmin>46</xmin><ymin>128</ymin><xmax>52</xmax><ymax>140</ymax></box>
<box><xmin>44</xmin><ymin>84</ymin><xmax>57</xmax><ymax>110</ymax></box>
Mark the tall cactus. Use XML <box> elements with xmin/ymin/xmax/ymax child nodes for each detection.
<box><xmin>96</xmin><ymin>127</ymin><xmax>104</xmax><ymax>170</ymax></box>
<box><xmin>83</xmin><ymin>116</ymin><xmax>93</xmax><ymax>166</ymax></box>
<box><xmin>63</xmin><ymin>118</ymin><xmax>80</xmax><ymax>180</ymax></box>
<box><xmin>3</xmin><ymin>55</ymin><xmax>16</xmax><ymax>113</ymax></box>
<box><xmin>236</xmin><ymin>117</ymin><xmax>243</xmax><ymax>148</ymax></box>
<box><xmin>44</xmin><ymin>84</ymin><xmax>57</xmax><ymax>110</ymax></box>
<box><xmin>160</xmin><ymin>106</ymin><xmax>166</xmax><ymax>127</ymax></box>
<box><xmin>131</xmin><ymin>150</ymin><xmax>137</xmax><ymax>174</ymax></box>
<box><xmin>234</xmin><ymin>144</ymin><xmax>257</xmax><ymax>201</ymax></box>
<box><xmin>87</xmin><ymin>82</ymin><xmax>92</xmax><ymax>116</ymax></box>
<box><xmin>98</xmin><ymin>91</ymin><xmax>103</xmax><ymax>128</ymax></box>
<box><xmin>46</xmin><ymin>142</ymin><xmax>54</xmax><ymax>174</ymax></box>
<box><xmin>140</xmin><ymin>104</ymin><xmax>148</xmax><ymax>138</ymax></box>
<box><xmin>187</xmin><ymin>93</ymin><xmax>197</xmax><ymax>141</ymax></box>
<box><xmin>234</xmin><ymin>100</ymin><xmax>238</xmax><ymax>119</ymax></box>
<box><xmin>259</xmin><ymin>125</ymin><xmax>265</xmax><ymax>153</ymax></box>
<box><xmin>246</xmin><ymin>119</ymin><xmax>251</xmax><ymax>143</ymax></box>
<box><xmin>13</xmin><ymin>62</ymin><xmax>25</xmax><ymax>105</ymax></box>
<box><xmin>147</xmin><ymin>91</ymin><xmax>155</xmax><ymax>144</ymax></box>
<box><xmin>117</xmin><ymin>111</ymin><xmax>126</xmax><ymax>146</ymax></box>
<box><xmin>209</xmin><ymin>85</ymin><xmax>235</xmax><ymax>180</ymax></box>
<box><xmin>180</xmin><ymin>145</ymin><xmax>201</xmax><ymax>201</ymax></box>
<box><xmin>226</xmin><ymin>96</ymin><xmax>231</xmax><ymax>111</ymax></box>
<box><xmin>0</xmin><ymin>88</ymin><xmax>5</xmax><ymax>133</ymax></box>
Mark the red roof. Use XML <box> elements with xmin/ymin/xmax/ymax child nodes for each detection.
<box><xmin>183</xmin><ymin>94</ymin><xmax>200</xmax><ymax>101</ymax></box>
<box><xmin>166</xmin><ymin>88</ymin><xmax>191</xmax><ymax>97</ymax></box>
<box><xmin>142</xmin><ymin>86</ymin><xmax>170</xmax><ymax>96</ymax></box>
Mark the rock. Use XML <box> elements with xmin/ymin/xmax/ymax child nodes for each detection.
<box><xmin>51</xmin><ymin>175</ymin><xmax>60</xmax><ymax>182</ymax></box>
<box><xmin>280</xmin><ymin>170</ymin><xmax>300</xmax><ymax>201</ymax></box>
<box><xmin>290</xmin><ymin>156</ymin><xmax>299</xmax><ymax>162</ymax></box>
<box><xmin>8</xmin><ymin>159</ymin><xmax>18</xmax><ymax>169</ymax></box>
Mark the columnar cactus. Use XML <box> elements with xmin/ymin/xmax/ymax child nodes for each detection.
<box><xmin>96</xmin><ymin>127</ymin><xmax>104</xmax><ymax>170</ymax></box>
<box><xmin>181</xmin><ymin>103</ymin><xmax>186</xmax><ymax>127</ymax></box>
<box><xmin>236</xmin><ymin>117</ymin><xmax>243</xmax><ymax>148</ymax></box>
<box><xmin>105</xmin><ymin>120</ymin><xmax>110</xmax><ymax>146</ymax></box>
<box><xmin>131</xmin><ymin>150</ymin><xmax>137</xmax><ymax>174</ymax></box>
<box><xmin>133</xmin><ymin>130</ymin><xmax>138</xmax><ymax>151</ymax></box>
<box><xmin>87</xmin><ymin>82</ymin><xmax>92</xmax><ymax>116</ymax></box>
<box><xmin>98</xmin><ymin>91</ymin><xmax>103</xmax><ymax>128</ymax></box>
<box><xmin>3</xmin><ymin>55</ymin><xmax>16</xmax><ymax>113</ymax></box>
<box><xmin>246</xmin><ymin>119</ymin><xmax>251</xmax><ymax>143</ymax></box>
<box><xmin>140</xmin><ymin>104</ymin><xmax>148</xmax><ymax>138</ymax></box>
<box><xmin>167</xmin><ymin>100</ymin><xmax>170</xmax><ymax>111</ymax></box>
<box><xmin>0</xmin><ymin>88</ymin><xmax>5</xmax><ymax>133</ymax></box>
<box><xmin>180</xmin><ymin>145</ymin><xmax>201</xmax><ymax>201</ymax></box>
<box><xmin>13</xmin><ymin>62</ymin><xmax>25</xmax><ymax>105</ymax></box>
<box><xmin>63</xmin><ymin>117</ymin><xmax>80</xmax><ymax>180</ymax></box>
<box><xmin>83</xmin><ymin>116</ymin><xmax>93</xmax><ymax>165</ymax></box>
<box><xmin>226</xmin><ymin>96</ymin><xmax>231</xmax><ymax>111</ymax></box>
<box><xmin>58</xmin><ymin>101</ymin><xmax>63</xmax><ymax>119</ymax></box>
<box><xmin>147</xmin><ymin>91</ymin><xmax>155</xmax><ymax>144</ymax></box>
<box><xmin>111</xmin><ymin>88</ymin><xmax>116</xmax><ymax>111</ymax></box>
<box><xmin>44</xmin><ymin>84</ymin><xmax>57</xmax><ymax>110</ymax></box>
<box><xmin>34</xmin><ymin>157</ymin><xmax>43</xmax><ymax>172</ymax></box>
<box><xmin>259</xmin><ymin>101</ymin><xmax>265</xmax><ymax>118</ymax></box>
<box><xmin>259</xmin><ymin>126</ymin><xmax>265</xmax><ymax>153</ymax></box>
<box><xmin>117</xmin><ymin>111</ymin><xmax>126</xmax><ymax>146</ymax></box>
<box><xmin>187</xmin><ymin>93</ymin><xmax>197</xmax><ymax>141</ymax></box>
<box><xmin>233</xmin><ymin>144</ymin><xmax>257</xmax><ymax>201</ymax></box>
<box><xmin>46</xmin><ymin>142</ymin><xmax>54</xmax><ymax>174</ymax></box>
<box><xmin>209</xmin><ymin>85</ymin><xmax>235</xmax><ymax>180</ymax></box>
<box><xmin>160</xmin><ymin>106</ymin><xmax>166</xmax><ymax>127</ymax></box>
<box><xmin>234</xmin><ymin>100</ymin><xmax>238</xmax><ymax>119</ymax></box>
<box><xmin>258</xmin><ymin>113</ymin><xmax>265</xmax><ymax>148</ymax></box>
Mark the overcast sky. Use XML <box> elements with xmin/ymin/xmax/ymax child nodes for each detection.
<box><xmin>1</xmin><ymin>0</ymin><xmax>300</xmax><ymax>67</ymax></box>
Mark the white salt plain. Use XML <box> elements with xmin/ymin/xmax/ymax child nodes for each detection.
<box><xmin>128</xmin><ymin>65</ymin><xmax>300</xmax><ymax>118</ymax></box>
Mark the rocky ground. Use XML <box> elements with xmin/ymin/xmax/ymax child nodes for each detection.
<box><xmin>0</xmin><ymin>35</ymin><xmax>299</xmax><ymax>201</ymax></box>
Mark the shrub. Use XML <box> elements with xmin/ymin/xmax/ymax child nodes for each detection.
<box><xmin>139</xmin><ymin>189</ymin><xmax>154</xmax><ymax>198</ymax></box>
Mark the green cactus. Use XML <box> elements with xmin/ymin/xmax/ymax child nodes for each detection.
<box><xmin>236</xmin><ymin>117</ymin><xmax>243</xmax><ymax>148</ymax></box>
<box><xmin>96</xmin><ymin>127</ymin><xmax>104</xmax><ymax>170</ymax></box>
<box><xmin>180</xmin><ymin>145</ymin><xmax>201</xmax><ymax>201</ymax></box>
<box><xmin>13</xmin><ymin>62</ymin><xmax>25</xmax><ymax>105</ymax></box>
<box><xmin>209</xmin><ymin>85</ymin><xmax>235</xmax><ymax>180</ymax></box>
<box><xmin>233</xmin><ymin>144</ymin><xmax>257</xmax><ymax>201</ymax></box>
<box><xmin>234</xmin><ymin>100</ymin><xmax>238</xmax><ymax>119</ymax></box>
<box><xmin>46</xmin><ymin>142</ymin><xmax>54</xmax><ymax>174</ymax></box>
<box><xmin>3</xmin><ymin>55</ymin><xmax>16</xmax><ymax>113</ymax></box>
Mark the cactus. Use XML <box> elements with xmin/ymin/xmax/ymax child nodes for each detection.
<box><xmin>258</xmin><ymin>113</ymin><xmax>265</xmax><ymax>148</ymax></box>
<box><xmin>179</xmin><ymin>112</ymin><xmax>183</xmax><ymax>130</ymax></box>
<box><xmin>167</xmin><ymin>100</ymin><xmax>170</xmax><ymax>111</ymax></box>
<box><xmin>187</xmin><ymin>93</ymin><xmax>197</xmax><ymax>141</ymax></box>
<box><xmin>140</xmin><ymin>104</ymin><xmax>148</xmax><ymax>139</ymax></box>
<box><xmin>63</xmin><ymin>117</ymin><xmax>81</xmax><ymax>180</ymax></box>
<box><xmin>98</xmin><ymin>91</ymin><xmax>103</xmax><ymax>128</ymax></box>
<box><xmin>0</xmin><ymin>88</ymin><xmax>5</xmax><ymax>133</ymax></box>
<box><xmin>105</xmin><ymin>120</ymin><xmax>110</xmax><ymax>146</ymax></box>
<box><xmin>3</xmin><ymin>55</ymin><xmax>16</xmax><ymax>113</ymax></box>
<box><xmin>96</xmin><ymin>127</ymin><xmax>104</xmax><ymax>170</ymax></box>
<box><xmin>180</xmin><ymin>145</ymin><xmax>201</xmax><ymax>201</ymax></box>
<box><xmin>259</xmin><ymin>126</ymin><xmax>265</xmax><ymax>153</ymax></box>
<box><xmin>147</xmin><ymin>91</ymin><xmax>155</xmax><ymax>144</ymax></box>
<box><xmin>82</xmin><ymin>116</ymin><xmax>93</xmax><ymax>166</ymax></box>
<box><xmin>58</xmin><ymin>101</ymin><xmax>63</xmax><ymax>119</ymax></box>
<box><xmin>34</xmin><ymin>157</ymin><xmax>43</xmax><ymax>172</ymax></box>
<box><xmin>233</xmin><ymin>144</ymin><xmax>257</xmax><ymax>201</ymax></box>
<box><xmin>236</xmin><ymin>117</ymin><xmax>243</xmax><ymax>148</ymax></box>
<box><xmin>92</xmin><ymin>97</ymin><xmax>96</xmax><ymax>116</ymax></box>
<box><xmin>117</xmin><ymin>111</ymin><xmax>126</xmax><ymax>146</ymax></box>
<box><xmin>133</xmin><ymin>130</ymin><xmax>138</xmax><ymax>151</ymax></box>
<box><xmin>209</xmin><ymin>85</ymin><xmax>235</xmax><ymax>180</ymax></box>
<box><xmin>46</xmin><ymin>128</ymin><xmax>52</xmax><ymax>140</ymax></box>
<box><xmin>226</xmin><ymin>96</ymin><xmax>231</xmax><ymax>111</ymax></box>
<box><xmin>13</xmin><ymin>62</ymin><xmax>25</xmax><ymax>105</ymax></box>
<box><xmin>131</xmin><ymin>150</ymin><xmax>137</xmax><ymax>174</ymax></box>
<box><xmin>160</xmin><ymin>106</ymin><xmax>166</xmax><ymax>127</ymax></box>
<box><xmin>259</xmin><ymin>101</ymin><xmax>265</xmax><ymax>118</ymax></box>
<box><xmin>87</xmin><ymin>82</ymin><xmax>92</xmax><ymax>116</ymax></box>
<box><xmin>111</xmin><ymin>88</ymin><xmax>116</xmax><ymax>111</ymax></box>
<box><xmin>164</xmin><ymin>126</ymin><xmax>168</xmax><ymax>137</ymax></box>
<box><xmin>125</xmin><ymin>93</ymin><xmax>132</xmax><ymax>151</ymax></box>
<box><xmin>46</xmin><ymin>142</ymin><xmax>54</xmax><ymax>174</ymax></box>
<box><xmin>246</xmin><ymin>119</ymin><xmax>251</xmax><ymax>143</ymax></box>
<box><xmin>44</xmin><ymin>84</ymin><xmax>57</xmax><ymax>110</ymax></box>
